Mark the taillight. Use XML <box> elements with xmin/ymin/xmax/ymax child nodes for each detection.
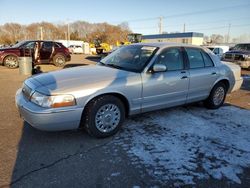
<box><xmin>65</xmin><ymin>48</ymin><xmax>70</xmax><ymax>53</ymax></box>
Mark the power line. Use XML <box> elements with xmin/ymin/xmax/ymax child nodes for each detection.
<box><xmin>131</xmin><ymin>16</ymin><xmax>250</xmax><ymax>30</ymax></box>
<box><xmin>113</xmin><ymin>3</ymin><xmax>250</xmax><ymax>23</ymax></box>
<box><xmin>186</xmin><ymin>23</ymin><xmax>250</xmax><ymax>31</ymax></box>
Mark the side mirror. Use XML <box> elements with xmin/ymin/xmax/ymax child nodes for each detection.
<box><xmin>152</xmin><ymin>64</ymin><xmax>167</xmax><ymax>72</ymax></box>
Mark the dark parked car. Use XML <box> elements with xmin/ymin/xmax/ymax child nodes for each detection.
<box><xmin>0</xmin><ymin>40</ymin><xmax>71</xmax><ymax>68</ymax></box>
<box><xmin>222</xmin><ymin>43</ymin><xmax>250</xmax><ymax>70</ymax></box>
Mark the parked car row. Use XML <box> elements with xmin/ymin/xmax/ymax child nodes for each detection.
<box><xmin>205</xmin><ymin>43</ymin><xmax>250</xmax><ymax>70</ymax></box>
<box><xmin>222</xmin><ymin>43</ymin><xmax>250</xmax><ymax>70</ymax></box>
<box><xmin>0</xmin><ymin>40</ymin><xmax>71</xmax><ymax>68</ymax></box>
<box><xmin>68</xmin><ymin>45</ymin><xmax>84</xmax><ymax>54</ymax></box>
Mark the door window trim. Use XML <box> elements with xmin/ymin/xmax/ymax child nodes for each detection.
<box><xmin>151</xmin><ymin>47</ymin><xmax>187</xmax><ymax>72</ymax></box>
<box><xmin>184</xmin><ymin>47</ymin><xmax>215</xmax><ymax>69</ymax></box>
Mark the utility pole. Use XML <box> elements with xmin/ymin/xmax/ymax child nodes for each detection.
<box><xmin>67</xmin><ymin>22</ymin><xmax>70</xmax><ymax>41</ymax></box>
<box><xmin>40</xmin><ymin>27</ymin><xmax>43</xmax><ymax>40</ymax></box>
<box><xmin>183</xmin><ymin>23</ymin><xmax>186</xmax><ymax>33</ymax></box>
<box><xmin>158</xmin><ymin>16</ymin><xmax>163</xmax><ymax>34</ymax></box>
<box><xmin>227</xmin><ymin>23</ymin><xmax>231</xmax><ymax>43</ymax></box>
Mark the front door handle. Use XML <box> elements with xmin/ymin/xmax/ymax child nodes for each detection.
<box><xmin>181</xmin><ymin>76</ymin><xmax>188</xmax><ymax>79</ymax></box>
<box><xmin>211</xmin><ymin>72</ymin><xmax>217</xmax><ymax>75</ymax></box>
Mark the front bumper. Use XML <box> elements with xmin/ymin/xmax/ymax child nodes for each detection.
<box><xmin>15</xmin><ymin>88</ymin><xmax>83</xmax><ymax>131</ymax></box>
<box><xmin>66</xmin><ymin>54</ymin><xmax>71</xmax><ymax>62</ymax></box>
<box><xmin>230</xmin><ymin>77</ymin><xmax>243</xmax><ymax>93</ymax></box>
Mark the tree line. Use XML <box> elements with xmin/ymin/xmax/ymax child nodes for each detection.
<box><xmin>0</xmin><ymin>21</ymin><xmax>131</xmax><ymax>45</ymax></box>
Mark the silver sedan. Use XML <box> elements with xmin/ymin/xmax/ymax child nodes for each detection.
<box><xmin>15</xmin><ymin>43</ymin><xmax>243</xmax><ymax>137</ymax></box>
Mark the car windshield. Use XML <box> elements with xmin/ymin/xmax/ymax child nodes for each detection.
<box><xmin>233</xmin><ymin>44</ymin><xmax>250</xmax><ymax>51</ymax></box>
<box><xmin>99</xmin><ymin>45</ymin><xmax>158</xmax><ymax>72</ymax></box>
<box><xmin>11</xmin><ymin>41</ymin><xmax>28</xmax><ymax>48</ymax></box>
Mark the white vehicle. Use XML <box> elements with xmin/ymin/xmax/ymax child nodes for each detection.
<box><xmin>68</xmin><ymin>45</ymin><xmax>83</xmax><ymax>54</ymax></box>
<box><xmin>206</xmin><ymin>46</ymin><xmax>230</xmax><ymax>59</ymax></box>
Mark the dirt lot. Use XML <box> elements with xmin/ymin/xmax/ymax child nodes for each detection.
<box><xmin>0</xmin><ymin>55</ymin><xmax>250</xmax><ymax>187</ymax></box>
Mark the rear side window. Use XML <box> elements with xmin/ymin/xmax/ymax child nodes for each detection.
<box><xmin>186</xmin><ymin>48</ymin><xmax>204</xmax><ymax>68</ymax></box>
<box><xmin>186</xmin><ymin>48</ymin><xmax>214</xmax><ymax>68</ymax></box>
<box><xmin>42</xmin><ymin>42</ymin><xmax>53</xmax><ymax>49</ymax></box>
<box><xmin>201</xmin><ymin>51</ymin><xmax>214</xmax><ymax>67</ymax></box>
<box><xmin>156</xmin><ymin>48</ymin><xmax>184</xmax><ymax>71</ymax></box>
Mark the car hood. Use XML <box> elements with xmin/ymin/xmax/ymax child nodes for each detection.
<box><xmin>30</xmin><ymin>65</ymin><xmax>136</xmax><ymax>95</ymax></box>
<box><xmin>0</xmin><ymin>47</ymin><xmax>18</xmax><ymax>51</ymax></box>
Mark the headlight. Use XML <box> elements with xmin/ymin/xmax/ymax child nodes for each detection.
<box><xmin>30</xmin><ymin>92</ymin><xmax>76</xmax><ymax>108</ymax></box>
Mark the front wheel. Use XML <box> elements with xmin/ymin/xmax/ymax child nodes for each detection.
<box><xmin>204</xmin><ymin>82</ymin><xmax>227</xmax><ymax>109</ymax></box>
<box><xmin>4</xmin><ymin>55</ymin><xmax>18</xmax><ymax>69</ymax></box>
<box><xmin>53</xmin><ymin>54</ymin><xmax>66</xmax><ymax>67</ymax></box>
<box><xmin>83</xmin><ymin>95</ymin><xmax>125</xmax><ymax>138</ymax></box>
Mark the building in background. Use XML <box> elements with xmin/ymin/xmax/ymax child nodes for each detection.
<box><xmin>142</xmin><ymin>32</ymin><xmax>204</xmax><ymax>45</ymax></box>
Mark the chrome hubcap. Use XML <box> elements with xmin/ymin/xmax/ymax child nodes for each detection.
<box><xmin>213</xmin><ymin>87</ymin><xmax>225</xmax><ymax>105</ymax></box>
<box><xmin>95</xmin><ymin>104</ymin><xmax>121</xmax><ymax>133</ymax></box>
<box><xmin>56</xmin><ymin>57</ymin><xmax>65</xmax><ymax>65</ymax></box>
<box><xmin>5</xmin><ymin>57</ymin><xmax>17</xmax><ymax>67</ymax></box>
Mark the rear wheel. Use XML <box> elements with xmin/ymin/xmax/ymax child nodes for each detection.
<box><xmin>4</xmin><ymin>55</ymin><xmax>18</xmax><ymax>68</ymax></box>
<box><xmin>204</xmin><ymin>82</ymin><xmax>227</xmax><ymax>109</ymax></box>
<box><xmin>83</xmin><ymin>95</ymin><xmax>125</xmax><ymax>138</ymax></box>
<box><xmin>53</xmin><ymin>54</ymin><xmax>66</xmax><ymax>67</ymax></box>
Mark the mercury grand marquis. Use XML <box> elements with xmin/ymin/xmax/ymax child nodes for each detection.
<box><xmin>15</xmin><ymin>43</ymin><xmax>243</xmax><ymax>138</ymax></box>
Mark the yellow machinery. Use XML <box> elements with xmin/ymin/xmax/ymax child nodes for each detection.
<box><xmin>127</xmin><ymin>33</ymin><xmax>142</xmax><ymax>43</ymax></box>
<box><xmin>94</xmin><ymin>38</ymin><xmax>111</xmax><ymax>54</ymax></box>
<box><xmin>116</xmin><ymin>33</ymin><xmax>142</xmax><ymax>47</ymax></box>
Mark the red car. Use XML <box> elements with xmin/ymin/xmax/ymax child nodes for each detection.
<box><xmin>0</xmin><ymin>40</ymin><xmax>71</xmax><ymax>68</ymax></box>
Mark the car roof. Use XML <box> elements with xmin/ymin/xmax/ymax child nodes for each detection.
<box><xmin>131</xmin><ymin>42</ymin><xmax>203</xmax><ymax>49</ymax></box>
<box><xmin>19</xmin><ymin>40</ymin><xmax>58</xmax><ymax>43</ymax></box>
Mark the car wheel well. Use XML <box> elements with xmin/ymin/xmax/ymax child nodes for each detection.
<box><xmin>79</xmin><ymin>93</ymin><xmax>129</xmax><ymax>129</ymax></box>
<box><xmin>216</xmin><ymin>79</ymin><xmax>229</xmax><ymax>92</ymax></box>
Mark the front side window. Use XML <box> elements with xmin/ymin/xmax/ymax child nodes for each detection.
<box><xmin>186</xmin><ymin>48</ymin><xmax>204</xmax><ymax>69</ymax></box>
<box><xmin>23</xmin><ymin>42</ymin><xmax>35</xmax><ymax>49</ymax></box>
<box><xmin>100</xmin><ymin>45</ymin><xmax>158</xmax><ymax>72</ymax></box>
<box><xmin>155</xmin><ymin>48</ymin><xmax>184</xmax><ymax>71</ymax></box>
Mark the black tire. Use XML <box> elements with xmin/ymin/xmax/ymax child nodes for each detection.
<box><xmin>204</xmin><ymin>82</ymin><xmax>227</xmax><ymax>109</ymax></box>
<box><xmin>53</xmin><ymin>54</ymin><xmax>66</xmax><ymax>67</ymax></box>
<box><xmin>4</xmin><ymin>55</ymin><xmax>18</xmax><ymax>69</ymax></box>
<box><xmin>96</xmin><ymin>49</ymin><xmax>103</xmax><ymax>55</ymax></box>
<box><xmin>83</xmin><ymin>95</ymin><xmax>125</xmax><ymax>138</ymax></box>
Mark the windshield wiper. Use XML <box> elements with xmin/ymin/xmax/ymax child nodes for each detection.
<box><xmin>105</xmin><ymin>63</ymin><xmax>123</xmax><ymax>70</ymax></box>
<box><xmin>98</xmin><ymin>61</ymin><xmax>105</xmax><ymax>66</ymax></box>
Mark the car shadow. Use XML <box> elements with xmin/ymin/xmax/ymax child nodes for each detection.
<box><xmin>9</xmin><ymin>121</ymin><xmax>113</xmax><ymax>187</ymax></box>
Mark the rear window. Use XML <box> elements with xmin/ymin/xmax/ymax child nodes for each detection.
<box><xmin>55</xmin><ymin>43</ymin><xmax>61</xmax><ymax>48</ymax></box>
<box><xmin>233</xmin><ymin>44</ymin><xmax>250</xmax><ymax>51</ymax></box>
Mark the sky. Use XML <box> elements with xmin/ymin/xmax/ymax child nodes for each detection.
<box><xmin>0</xmin><ymin>0</ymin><xmax>250</xmax><ymax>38</ymax></box>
